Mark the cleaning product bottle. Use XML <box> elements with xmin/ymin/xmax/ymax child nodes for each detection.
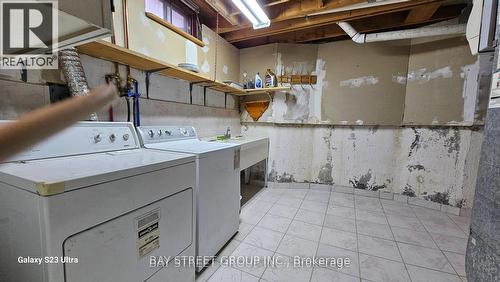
<box><xmin>265</xmin><ymin>69</ymin><xmax>276</xmax><ymax>88</ymax></box>
<box><xmin>255</xmin><ymin>72</ymin><xmax>263</xmax><ymax>89</ymax></box>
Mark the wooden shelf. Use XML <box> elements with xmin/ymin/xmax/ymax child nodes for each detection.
<box><xmin>145</xmin><ymin>12</ymin><xmax>205</xmax><ymax>47</ymax></box>
<box><xmin>76</xmin><ymin>40</ymin><xmax>245</xmax><ymax>95</ymax></box>
<box><xmin>235</xmin><ymin>86</ymin><xmax>291</xmax><ymax>96</ymax></box>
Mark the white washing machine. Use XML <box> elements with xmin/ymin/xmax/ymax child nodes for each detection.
<box><xmin>136</xmin><ymin>126</ymin><xmax>240</xmax><ymax>271</ymax></box>
<box><xmin>0</xmin><ymin>122</ymin><xmax>197</xmax><ymax>282</ymax></box>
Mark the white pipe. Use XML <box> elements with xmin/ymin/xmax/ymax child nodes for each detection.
<box><xmin>337</xmin><ymin>21</ymin><xmax>467</xmax><ymax>43</ymax></box>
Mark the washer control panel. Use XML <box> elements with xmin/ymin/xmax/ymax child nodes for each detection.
<box><xmin>2</xmin><ymin>122</ymin><xmax>140</xmax><ymax>162</ymax></box>
<box><xmin>137</xmin><ymin>126</ymin><xmax>197</xmax><ymax>144</ymax></box>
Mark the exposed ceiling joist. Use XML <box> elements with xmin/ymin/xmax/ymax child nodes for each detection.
<box><xmin>404</xmin><ymin>3</ymin><xmax>441</xmax><ymax>24</ymax></box>
<box><xmin>233</xmin><ymin>4</ymin><xmax>463</xmax><ymax>47</ymax></box>
<box><xmin>220</xmin><ymin>0</ymin><xmax>366</xmax><ymax>32</ymax></box>
<box><xmin>223</xmin><ymin>0</ymin><xmax>446</xmax><ymax>43</ymax></box>
<box><xmin>205</xmin><ymin>0</ymin><xmax>240</xmax><ymax>26</ymax></box>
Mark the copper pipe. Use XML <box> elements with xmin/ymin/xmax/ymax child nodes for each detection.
<box><xmin>0</xmin><ymin>84</ymin><xmax>118</xmax><ymax>162</ymax></box>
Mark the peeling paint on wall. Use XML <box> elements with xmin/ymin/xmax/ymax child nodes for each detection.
<box><xmin>461</xmin><ymin>59</ymin><xmax>480</xmax><ymax>123</ymax></box>
<box><xmin>317</xmin><ymin>128</ymin><xmax>334</xmax><ymax>184</ymax></box>
<box><xmin>243</xmin><ymin>125</ymin><xmax>482</xmax><ymax>208</ymax></box>
<box><xmin>392</xmin><ymin>73</ymin><xmax>408</xmax><ymax>84</ymax></box>
<box><xmin>407</xmin><ymin>66</ymin><xmax>453</xmax><ymax>84</ymax></box>
<box><xmin>407</xmin><ymin>164</ymin><xmax>425</xmax><ymax>172</ymax></box>
<box><xmin>202</xmin><ymin>37</ymin><xmax>210</xmax><ymax>53</ymax></box>
<box><xmin>201</xmin><ymin>60</ymin><xmax>210</xmax><ymax>73</ymax></box>
<box><xmin>340</xmin><ymin>76</ymin><xmax>379</xmax><ymax>88</ymax></box>
<box><xmin>408</xmin><ymin>128</ymin><xmax>421</xmax><ymax>157</ymax></box>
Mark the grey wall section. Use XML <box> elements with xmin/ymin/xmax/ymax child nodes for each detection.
<box><xmin>0</xmin><ymin>55</ymin><xmax>241</xmax><ymax>138</ymax></box>
<box><xmin>466</xmin><ymin>107</ymin><xmax>500</xmax><ymax>281</ymax></box>
<box><xmin>466</xmin><ymin>8</ymin><xmax>500</xmax><ymax>278</ymax></box>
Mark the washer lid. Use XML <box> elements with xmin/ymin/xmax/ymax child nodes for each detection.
<box><xmin>144</xmin><ymin>139</ymin><xmax>239</xmax><ymax>156</ymax></box>
<box><xmin>0</xmin><ymin>149</ymin><xmax>195</xmax><ymax>196</ymax></box>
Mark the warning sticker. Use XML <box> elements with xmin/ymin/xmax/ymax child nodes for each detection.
<box><xmin>136</xmin><ymin>209</ymin><xmax>160</xmax><ymax>258</ymax></box>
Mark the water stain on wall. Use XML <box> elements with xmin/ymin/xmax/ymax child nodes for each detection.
<box><xmin>407</xmin><ymin>164</ymin><xmax>425</xmax><ymax>172</ymax></box>
<box><xmin>408</xmin><ymin>128</ymin><xmax>422</xmax><ymax>157</ymax></box>
<box><xmin>318</xmin><ymin>128</ymin><xmax>334</xmax><ymax>184</ymax></box>
<box><xmin>349</xmin><ymin>170</ymin><xmax>387</xmax><ymax>191</ymax></box>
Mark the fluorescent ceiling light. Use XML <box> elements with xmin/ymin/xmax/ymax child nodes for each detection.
<box><xmin>231</xmin><ymin>0</ymin><xmax>270</xmax><ymax>29</ymax></box>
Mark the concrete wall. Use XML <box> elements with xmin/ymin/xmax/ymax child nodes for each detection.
<box><xmin>242</xmin><ymin>124</ymin><xmax>482</xmax><ymax>208</ymax></box>
<box><xmin>239</xmin><ymin>38</ymin><xmax>486</xmax><ymax>208</ymax></box>
<box><xmin>0</xmin><ymin>54</ymin><xmax>241</xmax><ymax>138</ymax></box>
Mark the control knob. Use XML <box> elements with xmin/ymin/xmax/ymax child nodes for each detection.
<box><xmin>148</xmin><ymin>130</ymin><xmax>155</xmax><ymax>138</ymax></box>
<box><xmin>109</xmin><ymin>134</ymin><xmax>116</xmax><ymax>142</ymax></box>
<box><xmin>93</xmin><ymin>134</ymin><xmax>102</xmax><ymax>143</ymax></box>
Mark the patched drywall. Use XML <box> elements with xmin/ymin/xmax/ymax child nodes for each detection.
<box><xmin>242</xmin><ymin>124</ymin><xmax>482</xmax><ymax>208</ymax></box>
<box><xmin>320</xmin><ymin>40</ymin><xmax>410</xmax><ymax>125</ymax></box>
<box><xmin>404</xmin><ymin>37</ymin><xmax>480</xmax><ymax>125</ymax></box>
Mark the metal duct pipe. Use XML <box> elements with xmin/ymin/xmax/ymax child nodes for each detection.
<box><xmin>59</xmin><ymin>48</ymin><xmax>98</xmax><ymax>121</ymax></box>
<box><xmin>337</xmin><ymin>21</ymin><xmax>467</xmax><ymax>43</ymax></box>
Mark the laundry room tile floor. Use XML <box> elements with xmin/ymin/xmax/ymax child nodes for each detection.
<box><xmin>196</xmin><ymin>185</ymin><xmax>469</xmax><ymax>282</ymax></box>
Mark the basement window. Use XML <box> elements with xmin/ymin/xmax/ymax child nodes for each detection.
<box><xmin>145</xmin><ymin>0</ymin><xmax>200</xmax><ymax>38</ymax></box>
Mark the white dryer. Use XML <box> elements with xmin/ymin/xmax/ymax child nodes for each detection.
<box><xmin>136</xmin><ymin>126</ymin><xmax>240</xmax><ymax>271</ymax></box>
<box><xmin>0</xmin><ymin>122</ymin><xmax>197</xmax><ymax>282</ymax></box>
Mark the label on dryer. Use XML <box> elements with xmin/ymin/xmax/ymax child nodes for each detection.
<box><xmin>136</xmin><ymin>209</ymin><xmax>161</xmax><ymax>258</ymax></box>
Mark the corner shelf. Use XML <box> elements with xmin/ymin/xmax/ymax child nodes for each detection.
<box><xmin>234</xmin><ymin>86</ymin><xmax>291</xmax><ymax>96</ymax></box>
<box><xmin>76</xmin><ymin>40</ymin><xmax>245</xmax><ymax>95</ymax></box>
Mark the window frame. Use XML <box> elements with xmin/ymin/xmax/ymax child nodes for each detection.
<box><xmin>145</xmin><ymin>0</ymin><xmax>198</xmax><ymax>38</ymax></box>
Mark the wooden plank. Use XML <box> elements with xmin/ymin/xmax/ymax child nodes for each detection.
<box><xmin>145</xmin><ymin>12</ymin><xmax>205</xmax><ymax>47</ymax></box>
<box><xmin>76</xmin><ymin>40</ymin><xmax>166</xmax><ymax>71</ymax></box>
<box><xmin>234</xmin><ymin>86</ymin><xmax>291</xmax><ymax>96</ymax></box>
<box><xmin>77</xmin><ymin>40</ymin><xmax>213</xmax><ymax>84</ymax></box>
<box><xmin>404</xmin><ymin>3</ymin><xmax>440</xmax><ymax>24</ymax></box>
<box><xmin>222</xmin><ymin>0</ymin><xmax>445</xmax><ymax>43</ymax></box>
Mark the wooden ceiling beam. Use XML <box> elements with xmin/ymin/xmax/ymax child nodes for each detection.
<box><xmin>221</xmin><ymin>0</ymin><xmax>366</xmax><ymax>32</ymax></box>
<box><xmin>204</xmin><ymin>0</ymin><xmax>240</xmax><ymax>26</ymax></box>
<box><xmin>404</xmin><ymin>3</ymin><xmax>441</xmax><ymax>24</ymax></box>
<box><xmin>229</xmin><ymin>0</ymin><xmax>291</xmax><ymax>16</ymax></box>
<box><xmin>234</xmin><ymin>3</ymin><xmax>465</xmax><ymax>48</ymax></box>
<box><xmin>223</xmin><ymin>0</ymin><xmax>446</xmax><ymax>43</ymax></box>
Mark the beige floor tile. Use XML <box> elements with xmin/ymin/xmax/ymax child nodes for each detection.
<box><xmin>406</xmin><ymin>265</ymin><xmax>462</xmax><ymax>282</ymax></box>
<box><xmin>356</xmin><ymin>220</ymin><xmax>394</xmax><ymax>240</ymax></box>
<box><xmin>257</xmin><ymin>213</ymin><xmax>293</xmax><ymax>233</ymax></box>
<box><xmin>357</xmin><ymin>235</ymin><xmax>401</xmax><ymax>261</ymax></box>
<box><xmin>359</xmin><ymin>254</ymin><xmax>410</xmax><ymax>282</ymax></box>
<box><xmin>294</xmin><ymin>209</ymin><xmax>325</xmax><ymax>226</ymax></box>
<box><xmin>398</xmin><ymin>242</ymin><xmax>455</xmax><ymax>274</ymax></box>
<box><xmin>243</xmin><ymin>226</ymin><xmax>284</xmax><ymax>252</ymax></box>
<box><xmin>287</xmin><ymin>220</ymin><xmax>322</xmax><ymax>241</ymax></box>
<box><xmin>276</xmin><ymin>234</ymin><xmax>318</xmax><ymax>258</ymax></box>
<box><xmin>320</xmin><ymin>227</ymin><xmax>358</xmax><ymax>251</ymax></box>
